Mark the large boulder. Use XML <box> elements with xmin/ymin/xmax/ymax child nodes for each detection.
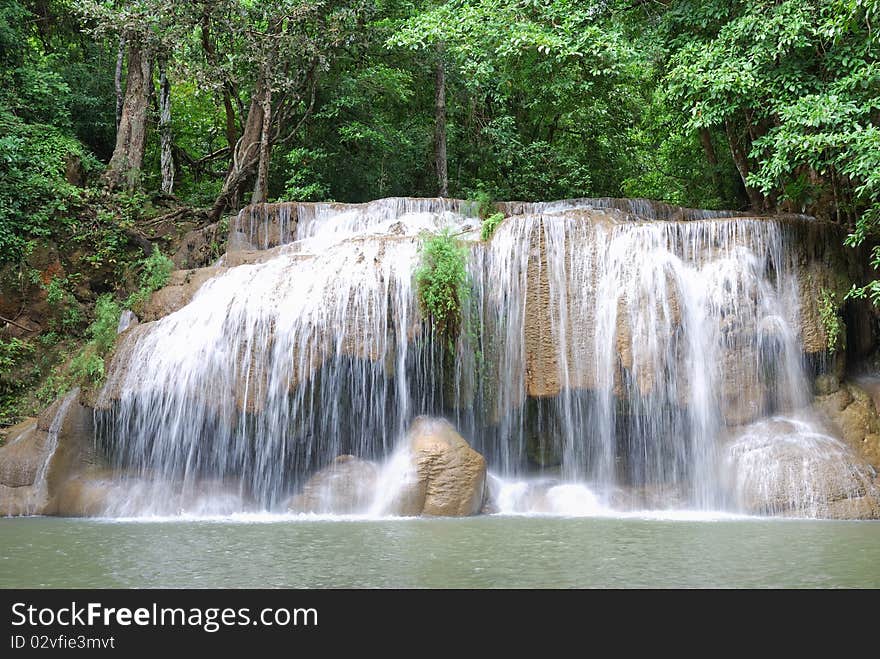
<box><xmin>0</xmin><ymin>389</ymin><xmax>106</xmax><ymax>516</ymax></box>
<box><xmin>723</xmin><ymin>417</ymin><xmax>880</xmax><ymax>519</ymax></box>
<box><xmin>0</xmin><ymin>419</ymin><xmax>44</xmax><ymax>488</ymax></box>
<box><xmin>400</xmin><ymin>417</ymin><xmax>487</xmax><ymax>516</ymax></box>
<box><xmin>287</xmin><ymin>455</ymin><xmax>378</xmax><ymax>514</ymax></box>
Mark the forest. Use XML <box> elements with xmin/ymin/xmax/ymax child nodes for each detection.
<box><xmin>1</xmin><ymin>0</ymin><xmax>879</xmax><ymax>427</ymax></box>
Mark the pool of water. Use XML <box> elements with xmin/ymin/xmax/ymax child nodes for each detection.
<box><xmin>2</xmin><ymin>514</ymin><xmax>878</xmax><ymax>588</ymax></box>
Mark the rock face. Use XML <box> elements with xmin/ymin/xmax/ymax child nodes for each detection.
<box><xmin>402</xmin><ymin>417</ymin><xmax>487</xmax><ymax>516</ymax></box>
<box><xmin>724</xmin><ymin>416</ymin><xmax>880</xmax><ymax>519</ymax></box>
<box><xmin>287</xmin><ymin>455</ymin><xmax>378</xmax><ymax>514</ymax></box>
<box><xmin>813</xmin><ymin>382</ymin><xmax>880</xmax><ymax>471</ymax></box>
<box><xmin>171</xmin><ymin>222</ymin><xmax>224</xmax><ymax>270</ymax></box>
<box><xmin>0</xmin><ymin>390</ymin><xmax>108</xmax><ymax>517</ymax></box>
<box><xmin>140</xmin><ymin>267</ymin><xmax>225</xmax><ymax>322</ymax></box>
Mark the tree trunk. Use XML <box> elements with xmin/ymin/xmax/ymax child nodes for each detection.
<box><xmin>209</xmin><ymin>82</ymin><xmax>267</xmax><ymax>220</ymax></box>
<box><xmin>158</xmin><ymin>56</ymin><xmax>174</xmax><ymax>195</ymax></box>
<box><xmin>434</xmin><ymin>54</ymin><xmax>448</xmax><ymax>198</ymax></box>
<box><xmin>724</xmin><ymin>121</ymin><xmax>763</xmax><ymax>211</ymax></box>
<box><xmin>114</xmin><ymin>36</ymin><xmax>125</xmax><ymax>130</ymax></box>
<box><xmin>251</xmin><ymin>87</ymin><xmax>272</xmax><ymax>204</ymax></box>
<box><xmin>105</xmin><ymin>38</ymin><xmax>154</xmax><ymax>191</ymax></box>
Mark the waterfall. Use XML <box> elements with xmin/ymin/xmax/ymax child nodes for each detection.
<box><xmin>461</xmin><ymin>210</ymin><xmax>811</xmax><ymax>509</ymax></box>
<box><xmin>97</xmin><ymin>197</ymin><xmax>849</xmax><ymax>515</ymax></box>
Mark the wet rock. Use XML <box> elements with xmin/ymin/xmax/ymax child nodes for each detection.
<box><xmin>813</xmin><ymin>382</ymin><xmax>880</xmax><ymax>471</ymax></box>
<box><xmin>140</xmin><ymin>267</ymin><xmax>224</xmax><ymax>322</ymax></box>
<box><xmin>401</xmin><ymin>417</ymin><xmax>487</xmax><ymax>516</ymax></box>
<box><xmin>50</xmin><ymin>473</ymin><xmax>116</xmax><ymax>517</ymax></box>
<box><xmin>0</xmin><ymin>390</ymin><xmax>104</xmax><ymax>516</ymax></box>
<box><xmin>0</xmin><ymin>419</ymin><xmax>45</xmax><ymax>488</ymax></box>
<box><xmin>814</xmin><ymin>374</ymin><xmax>840</xmax><ymax>396</ymax></box>
<box><xmin>724</xmin><ymin>417</ymin><xmax>880</xmax><ymax>519</ymax></box>
<box><xmin>287</xmin><ymin>455</ymin><xmax>378</xmax><ymax>514</ymax></box>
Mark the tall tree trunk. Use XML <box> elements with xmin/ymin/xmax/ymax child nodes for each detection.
<box><xmin>724</xmin><ymin>121</ymin><xmax>763</xmax><ymax>211</ymax></box>
<box><xmin>105</xmin><ymin>38</ymin><xmax>154</xmax><ymax>191</ymax></box>
<box><xmin>158</xmin><ymin>56</ymin><xmax>174</xmax><ymax>195</ymax></box>
<box><xmin>114</xmin><ymin>36</ymin><xmax>125</xmax><ymax>130</ymax></box>
<box><xmin>251</xmin><ymin>86</ymin><xmax>272</xmax><ymax>204</ymax></box>
<box><xmin>209</xmin><ymin>82</ymin><xmax>267</xmax><ymax>220</ymax></box>
<box><xmin>434</xmin><ymin>53</ymin><xmax>448</xmax><ymax>198</ymax></box>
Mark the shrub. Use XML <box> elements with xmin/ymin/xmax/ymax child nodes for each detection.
<box><xmin>818</xmin><ymin>288</ymin><xmax>844</xmax><ymax>353</ymax></box>
<box><xmin>415</xmin><ymin>229</ymin><xmax>470</xmax><ymax>338</ymax></box>
<box><xmin>480</xmin><ymin>212</ymin><xmax>505</xmax><ymax>241</ymax></box>
<box><xmin>126</xmin><ymin>245</ymin><xmax>174</xmax><ymax>312</ymax></box>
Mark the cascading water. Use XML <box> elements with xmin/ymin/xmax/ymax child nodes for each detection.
<box><xmin>96</xmin><ymin>196</ymin><xmax>870</xmax><ymax>517</ymax></box>
<box><xmin>460</xmin><ymin>211</ymin><xmax>812</xmax><ymax>509</ymax></box>
<box><xmin>26</xmin><ymin>389</ymin><xmax>78</xmax><ymax>514</ymax></box>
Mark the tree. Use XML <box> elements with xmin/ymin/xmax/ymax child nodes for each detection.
<box><xmin>207</xmin><ymin>0</ymin><xmax>370</xmax><ymax>219</ymax></box>
<box><xmin>79</xmin><ymin>1</ymin><xmax>179</xmax><ymax>191</ymax></box>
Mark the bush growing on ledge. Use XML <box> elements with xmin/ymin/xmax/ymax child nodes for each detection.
<box><xmin>415</xmin><ymin>229</ymin><xmax>470</xmax><ymax>339</ymax></box>
<box><xmin>68</xmin><ymin>294</ymin><xmax>121</xmax><ymax>386</ymax></box>
<box><xmin>818</xmin><ymin>288</ymin><xmax>844</xmax><ymax>353</ymax></box>
<box><xmin>481</xmin><ymin>212</ymin><xmax>505</xmax><ymax>241</ymax></box>
<box><xmin>125</xmin><ymin>245</ymin><xmax>174</xmax><ymax>312</ymax></box>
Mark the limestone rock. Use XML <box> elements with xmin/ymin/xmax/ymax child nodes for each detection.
<box><xmin>813</xmin><ymin>382</ymin><xmax>880</xmax><ymax>471</ymax></box>
<box><xmin>287</xmin><ymin>455</ymin><xmax>378</xmax><ymax>514</ymax></box>
<box><xmin>140</xmin><ymin>267</ymin><xmax>224</xmax><ymax>322</ymax></box>
<box><xmin>0</xmin><ymin>390</ymin><xmax>104</xmax><ymax>516</ymax></box>
<box><xmin>0</xmin><ymin>419</ymin><xmax>45</xmax><ymax>488</ymax></box>
<box><xmin>724</xmin><ymin>417</ymin><xmax>880</xmax><ymax>519</ymax></box>
<box><xmin>49</xmin><ymin>473</ymin><xmax>116</xmax><ymax>517</ymax></box>
<box><xmin>405</xmin><ymin>416</ymin><xmax>487</xmax><ymax>516</ymax></box>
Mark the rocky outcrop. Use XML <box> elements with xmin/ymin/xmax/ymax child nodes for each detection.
<box><xmin>140</xmin><ymin>267</ymin><xmax>225</xmax><ymax>322</ymax></box>
<box><xmin>0</xmin><ymin>390</ymin><xmax>107</xmax><ymax>516</ymax></box>
<box><xmin>398</xmin><ymin>417</ymin><xmax>487</xmax><ymax>516</ymax></box>
<box><xmin>0</xmin><ymin>418</ymin><xmax>43</xmax><ymax>488</ymax></box>
<box><xmin>171</xmin><ymin>223</ymin><xmax>225</xmax><ymax>270</ymax></box>
<box><xmin>813</xmin><ymin>382</ymin><xmax>880</xmax><ymax>471</ymax></box>
<box><xmin>724</xmin><ymin>416</ymin><xmax>880</xmax><ymax>519</ymax></box>
<box><xmin>287</xmin><ymin>455</ymin><xmax>378</xmax><ymax>514</ymax></box>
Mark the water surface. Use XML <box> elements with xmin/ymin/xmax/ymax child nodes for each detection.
<box><xmin>1</xmin><ymin>516</ymin><xmax>877</xmax><ymax>588</ymax></box>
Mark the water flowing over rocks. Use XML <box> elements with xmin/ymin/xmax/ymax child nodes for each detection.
<box><xmin>287</xmin><ymin>455</ymin><xmax>378</xmax><ymax>514</ymax></box>
<box><xmin>286</xmin><ymin>417</ymin><xmax>487</xmax><ymax>517</ymax></box>
<box><xmin>4</xmin><ymin>196</ymin><xmax>877</xmax><ymax>519</ymax></box>
<box><xmin>723</xmin><ymin>416</ymin><xmax>880</xmax><ymax>519</ymax></box>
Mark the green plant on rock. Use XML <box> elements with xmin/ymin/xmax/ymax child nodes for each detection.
<box><xmin>415</xmin><ymin>229</ymin><xmax>470</xmax><ymax>340</ymax></box>
<box><xmin>68</xmin><ymin>293</ymin><xmax>122</xmax><ymax>386</ymax></box>
<box><xmin>43</xmin><ymin>275</ymin><xmax>84</xmax><ymax>332</ymax></box>
<box><xmin>818</xmin><ymin>288</ymin><xmax>844</xmax><ymax>353</ymax></box>
<box><xmin>126</xmin><ymin>245</ymin><xmax>174</xmax><ymax>312</ymax></box>
<box><xmin>480</xmin><ymin>212</ymin><xmax>505</xmax><ymax>241</ymax></box>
